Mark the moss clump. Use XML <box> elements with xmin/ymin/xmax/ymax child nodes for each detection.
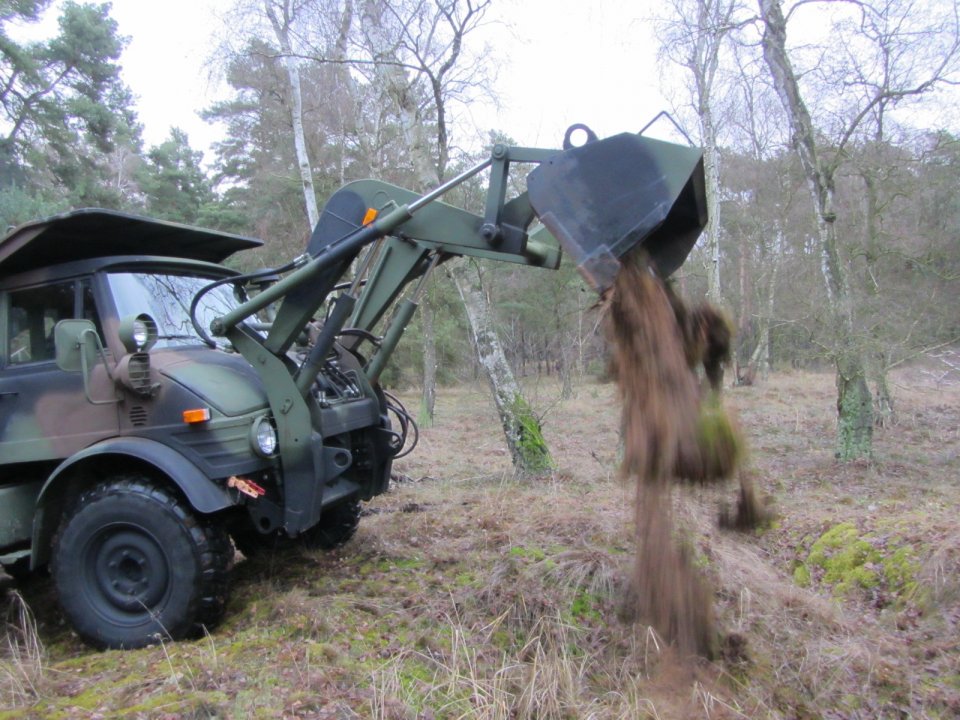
<box><xmin>692</xmin><ymin>392</ymin><xmax>744</xmax><ymax>480</ymax></box>
<box><xmin>510</xmin><ymin>394</ymin><xmax>553</xmax><ymax>474</ymax></box>
<box><xmin>795</xmin><ymin>522</ymin><xmax>920</xmax><ymax>604</ymax></box>
<box><xmin>807</xmin><ymin>522</ymin><xmax>881</xmax><ymax>595</ymax></box>
<box><xmin>882</xmin><ymin>545</ymin><xmax>920</xmax><ymax>600</ymax></box>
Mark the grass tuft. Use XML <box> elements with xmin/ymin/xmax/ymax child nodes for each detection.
<box><xmin>0</xmin><ymin>590</ymin><xmax>45</xmax><ymax>710</ymax></box>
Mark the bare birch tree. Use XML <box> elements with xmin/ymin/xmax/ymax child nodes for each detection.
<box><xmin>756</xmin><ymin>0</ymin><xmax>960</xmax><ymax>458</ymax></box>
<box><xmin>398</xmin><ymin>0</ymin><xmax>551</xmax><ymax>471</ymax></box>
<box><xmin>263</xmin><ymin>0</ymin><xmax>320</xmax><ymax>228</ymax></box>
<box><xmin>451</xmin><ymin>259</ymin><xmax>551</xmax><ymax>471</ymax></box>
<box><xmin>658</xmin><ymin>0</ymin><xmax>744</xmax><ymax>306</ymax></box>
<box><xmin>388</xmin><ymin>0</ymin><xmax>550</xmax><ymax>471</ymax></box>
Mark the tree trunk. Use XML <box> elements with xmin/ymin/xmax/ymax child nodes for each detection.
<box><xmin>419</xmin><ymin>291</ymin><xmax>437</xmax><ymax>427</ymax></box>
<box><xmin>745</xmin><ymin>226</ymin><xmax>783</xmax><ymax>383</ymax></box>
<box><xmin>702</xmin><ymin>109</ymin><xmax>723</xmax><ymax>305</ymax></box>
<box><xmin>744</xmin><ymin>323</ymin><xmax>769</xmax><ymax>384</ymax></box>
<box><xmin>860</xmin><ymin>165</ymin><xmax>894</xmax><ymax>427</ymax></box>
<box><xmin>759</xmin><ymin>0</ymin><xmax>873</xmax><ymax>458</ymax></box>
<box><xmin>837</xmin><ymin>354</ymin><xmax>873</xmax><ymax>458</ymax></box>
<box><xmin>451</xmin><ymin>260</ymin><xmax>552</xmax><ymax>474</ymax></box>
<box><xmin>264</xmin><ymin>0</ymin><xmax>319</xmax><ymax>229</ymax></box>
<box><xmin>738</xmin><ymin>227</ymin><xmax>751</xmax><ymax>352</ymax></box>
<box><xmin>555</xmin><ymin>302</ymin><xmax>573</xmax><ymax>399</ymax></box>
<box><xmin>873</xmin><ymin>365</ymin><xmax>895</xmax><ymax>428</ymax></box>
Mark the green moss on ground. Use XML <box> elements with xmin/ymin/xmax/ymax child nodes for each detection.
<box><xmin>508</xmin><ymin>545</ymin><xmax>547</xmax><ymax>562</ymax></box>
<box><xmin>809</xmin><ymin>522</ymin><xmax>881</xmax><ymax>594</ymax></box>
<box><xmin>569</xmin><ymin>590</ymin><xmax>603</xmax><ymax>622</ymax></box>
<box><xmin>793</xmin><ymin>522</ymin><xmax>920</xmax><ymax>603</ymax></box>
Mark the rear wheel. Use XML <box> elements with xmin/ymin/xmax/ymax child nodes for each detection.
<box><xmin>52</xmin><ymin>477</ymin><xmax>231</xmax><ymax>649</ymax></box>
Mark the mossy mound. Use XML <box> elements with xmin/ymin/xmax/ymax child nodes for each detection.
<box><xmin>793</xmin><ymin>522</ymin><xmax>920</xmax><ymax>605</ymax></box>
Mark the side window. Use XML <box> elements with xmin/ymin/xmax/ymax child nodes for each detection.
<box><xmin>7</xmin><ymin>282</ymin><xmax>77</xmax><ymax>365</ymax></box>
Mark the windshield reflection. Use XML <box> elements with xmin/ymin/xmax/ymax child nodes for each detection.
<box><xmin>108</xmin><ymin>273</ymin><xmax>243</xmax><ymax>349</ymax></box>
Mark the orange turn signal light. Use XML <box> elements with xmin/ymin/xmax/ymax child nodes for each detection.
<box><xmin>183</xmin><ymin>408</ymin><xmax>211</xmax><ymax>424</ymax></box>
<box><xmin>362</xmin><ymin>207</ymin><xmax>378</xmax><ymax>225</ymax></box>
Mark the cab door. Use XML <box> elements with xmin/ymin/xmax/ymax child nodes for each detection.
<box><xmin>0</xmin><ymin>278</ymin><xmax>119</xmax><ymax>465</ymax></box>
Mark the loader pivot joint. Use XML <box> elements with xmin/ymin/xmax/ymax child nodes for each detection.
<box><xmin>480</xmin><ymin>223</ymin><xmax>502</xmax><ymax>246</ymax></box>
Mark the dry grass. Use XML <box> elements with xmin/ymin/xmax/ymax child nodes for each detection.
<box><xmin>0</xmin><ymin>592</ymin><xmax>45</xmax><ymax>708</ymax></box>
<box><xmin>1</xmin><ymin>368</ymin><xmax>959</xmax><ymax>718</ymax></box>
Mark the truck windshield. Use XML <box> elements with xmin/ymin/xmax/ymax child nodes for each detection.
<box><xmin>107</xmin><ymin>272</ymin><xmax>244</xmax><ymax>350</ymax></box>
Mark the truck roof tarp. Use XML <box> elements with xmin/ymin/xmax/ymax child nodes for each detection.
<box><xmin>0</xmin><ymin>208</ymin><xmax>263</xmax><ymax>275</ymax></box>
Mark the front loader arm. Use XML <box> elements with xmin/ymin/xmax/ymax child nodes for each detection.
<box><xmin>210</xmin><ymin>129</ymin><xmax>706</xmax><ymax>359</ymax></box>
<box><xmin>202</xmin><ymin>127</ymin><xmax>707</xmax><ymax>538</ymax></box>
<box><xmin>209</xmin><ymin>145</ymin><xmax>566</xmax><ymax>381</ymax></box>
<box><xmin>343</xmin><ymin>178</ymin><xmax>562</xmax><ymax>334</ymax></box>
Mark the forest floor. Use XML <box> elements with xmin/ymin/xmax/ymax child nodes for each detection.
<box><xmin>1</xmin><ymin>367</ymin><xmax>959</xmax><ymax>718</ymax></box>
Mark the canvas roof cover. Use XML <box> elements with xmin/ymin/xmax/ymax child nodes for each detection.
<box><xmin>0</xmin><ymin>208</ymin><xmax>263</xmax><ymax>276</ymax></box>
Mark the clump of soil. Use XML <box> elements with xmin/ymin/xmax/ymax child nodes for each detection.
<box><xmin>605</xmin><ymin>250</ymin><xmax>764</xmax><ymax>658</ymax></box>
<box><xmin>718</xmin><ymin>472</ymin><xmax>768</xmax><ymax>531</ymax></box>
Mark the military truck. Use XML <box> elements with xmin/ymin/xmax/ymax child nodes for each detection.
<box><xmin>0</xmin><ymin>127</ymin><xmax>706</xmax><ymax>648</ymax></box>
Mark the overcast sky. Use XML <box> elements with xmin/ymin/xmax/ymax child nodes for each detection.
<box><xmin>14</xmin><ymin>0</ymin><xmax>960</xmax><ymax>167</ymax></box>
<box><xmin>104</xmin><ymin>0</ymin><xmax>669</xmax><ymax>163</ymax></box>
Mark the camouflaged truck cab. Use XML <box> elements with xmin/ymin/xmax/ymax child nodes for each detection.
<box><xmin>0</xmin><ymin>209</ymin><xmax>392</xmax><ymax>648</ymax></box>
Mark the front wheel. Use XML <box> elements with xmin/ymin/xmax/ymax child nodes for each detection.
<box><xmin>231</xmin><ymin>499</ymin><xmax>362</xmax><ymax>557</ymax></box>
<box><xmin>1</xmin><ymin>556</ymin><xmax>32</xmax><ymax>581</ymax></box>
<box><xmin>52</xmin><ymin>477</ymin><xmax>231</xmax><ymax>649</ymax></box>
<box><xmin>300</xmin><ymin>499</ymin><xmax>362</xmax><ymax>550</ymax></box>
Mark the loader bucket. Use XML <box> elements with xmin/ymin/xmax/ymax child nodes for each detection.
<box><xmin>527</xmin><ymin>132</ymin><xmax>707</xmax><ymax>293</ymax></box>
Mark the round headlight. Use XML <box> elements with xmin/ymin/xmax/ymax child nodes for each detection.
<box><xmin>118</xmin><ymin>313</ymin><xmax>158</xmax><ymax>354</ymax></box>
<box><xmin>132</xmin><ymin>319</ymin><xmax>150</xmax><ymax>349</ymax></box>
<box><xmin>251</xmin><ymin>416</ymin><xmax>278</xmax><ymax>457</ymax></box>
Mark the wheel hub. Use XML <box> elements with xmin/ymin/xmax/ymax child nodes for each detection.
<box><xmin>92</xmin><ymin>529</ymin><xmax>169</xmax><ymax>613</ymax></box>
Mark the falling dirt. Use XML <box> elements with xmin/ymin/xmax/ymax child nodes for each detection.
<box><xmin>606</xmin><ymin>250</ymin><xmax>765</xmax><ymax>658</ymax></box>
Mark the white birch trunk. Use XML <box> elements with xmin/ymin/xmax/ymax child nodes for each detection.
<box><xmin>701</xmin><ymin>112</ymin><xmax>723</xmax><ymax>305</ymax></box>
<box><xmin>694</xmin><ymin>0</ymin><xmax>726</xmax><ymax>306</ymax></box>
<box><xmin>451</xmin><ymin>260</ymin><xmax>552</xmax><ymax>473</ymax></box>
<box><xmin>265</xmin><ymin>0</ymin><xmax>319</xmax><ymax>229</ymax></box>
<box><xmin>666</xmin><ymin>0</ymin><xmax>734</xmax><ymax>306</ymax></box>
